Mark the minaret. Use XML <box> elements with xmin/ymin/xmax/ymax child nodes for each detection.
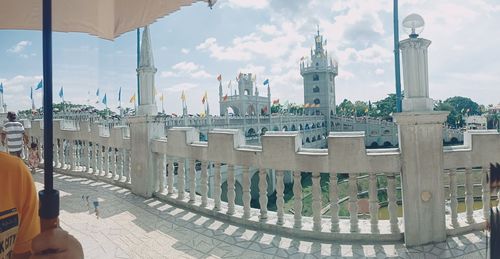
<box><xmin>136</xmin><ymin>26</ymin><xmax>158</xmax><ymax>116</ymax></box>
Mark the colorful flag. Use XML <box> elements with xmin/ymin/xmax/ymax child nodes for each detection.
<box><xmin>35</xmin><ymin>80</ymin><xmax>43</xmax><ymax>90</ymax></box>
<box><xmin>181</xmin><ymin>91</ymin><xmax>186</xmax><ymax>101</ymax></box>
<box><xmin>262</xmin><ymin>106</ymin><xmax>268</xmax><ymax>113</ymax></box>
<box><xmin>217</xmin><ymin>74</ymin><xmax>222</xmax><ymax>82</ymax></box>
<box><xmin>0</xmin><ymin>82</ymin><xmax>3</xmax><ymax>94</ymax></box>
<box><xmin>263</xmin><ymin>79</ymin><xmax>269</xmax><ymax>86</ymax></box>
<box><xmin>223</xmin><ymin>94</ymin><xmax>228</xmax><ymax>101</ymax></box>
<box><xmin>118</xmin><ymin>87</ymin><xmax>122</xmax><ymax>102</ymax></box>
<box><xmin>272</xmin><ymin>99</ymin><xmax>279</xmax><ymax>104</ymax></box>
<box><xmin>129</xmin><ymin>94</ymin><xmax>136</xmax><ymax>103</ymax></box>
<box><xmin>102</xmin><ymin>94</ymin><xmax>107</xmax><ymax>105</ymax></box>
<box><xmin>202</xmin><ymin>91</ymin><xmax>208</xmax><ymax>104</ymax></box>
<box><xmin>59</xmin><ymin>87</ymin><xmax>64</xmax><ymax>99</ymax></box>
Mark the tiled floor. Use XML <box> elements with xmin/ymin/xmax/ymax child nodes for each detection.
<box><xmin>34</xmin><ymin>171</ymin><xmax>487</xmax><ymax>258</ymax></box>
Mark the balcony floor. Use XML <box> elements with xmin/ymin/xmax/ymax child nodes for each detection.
<box><xmin>33</xmin><ymin>171</ymin><xmax>487</xmax><ymax>259</ymax></box>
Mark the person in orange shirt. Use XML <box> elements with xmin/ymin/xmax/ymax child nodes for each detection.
<box><xmin>0</xmin><ymin>152</ymin><xmax>83</xmax><ymax>259</ymax></box>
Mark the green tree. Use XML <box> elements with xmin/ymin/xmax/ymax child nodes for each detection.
<box><xmin>336</xmin><ymin>99</ymin><xmax>355</xmax><ymax>116</ymax></box>
<box><xmin>354</xmin><ymin>101</ymin><xmax>369</xmax><ymax>117</ymax></box>
<box><xmin>271</xmin><ymin>103</ymin><xmax>283</xmax><ymax>114</ymax></box>
<box><xmin>434</xmin><ymin>96</ymin><xmax>481</xmax><ymax>128</ymax></box>
<box><xmin>373</xmin><ymin>94</ymin><xmax>396</xmax><ymax>120</ymax></box>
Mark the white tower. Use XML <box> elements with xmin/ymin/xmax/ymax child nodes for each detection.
<box><xmin>136</xmin><ymin>26</ymin><xmax>158</xmax><ymax>116</ymax></box>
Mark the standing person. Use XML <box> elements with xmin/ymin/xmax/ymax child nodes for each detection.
<box><xmin>1</xmin><ymin>112</ymin><xmax>28</xmax><ymax>157</ymax></box>
<box><xmin>0</xmin><ymin>152</ymin><xmax>84</xmax><ymax>259</ymax></box>
<box><xmin>28</xmin><ymin>142</ymin><xmax>41</xmax><ymax>174</ymax></box>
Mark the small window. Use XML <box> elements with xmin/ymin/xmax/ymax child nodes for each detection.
<box><xmin>313</xmin><ymin>86</ymin><xmax>320</xmax><ymax>93</ymax></box>
<box><xmin>316</xmin><ymin>62</ymin><xmax>319</xmax><ymax>67</ymax></box>
<box><xmin>314</xmin><ymin>98</ymin><xmax>320</xmax><ymax>104</ymax></box>
<box><xmin>313</xmin><ymin>74</ymin><xmax>319</xmax><ymax>81</ymax></box>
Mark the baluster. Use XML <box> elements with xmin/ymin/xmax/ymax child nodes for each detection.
<box><xmin>83</xmin><ymin>142</ymin><xmax>89</xmax><ymax>172</ymax></box>
<box><xmin>112</xmin><ymin>148</ymin><xmax>117</xmax><ymax>180</ymax></box>
<box><xmin>276</xmin><ymin>170</ymin><xmax>285</xmax><ymax>225</ymax></box>
<box><xmin>330</xmin><ymin>172</ymin><xmax>339</xmax><ymax>232</ymax></box>
<box><xmin>188</xmin><ymin>159</ymin><xmax>196</xmax><ymax>203</ymax></box>
<box><xmin>242</xmin><ymin>166</ymin><xmax>251</xmax><ymax>219</ymax></box>
<box><xmin>167</xmin><ymin>159</ymin><xmax>174</xmax><ymax>195</ymax></box>
<box><xmin>59</xmin><ymin>139</ymin><xmax>64</xmax><ymax>168</ymax></box>
<box><xmin>123</xmin><ymin>149</ymin><xmax>130</xmax><ymax>182</ymax></box>
<box><xmin>348</xmin><ymin>174</ymin><xmax>359</xmax><ymax>232</ymax></box>
<box><xmin>482</xmin><ymin>165</ymin><xmax>490</xmax><ymax>220</ymax></box>
<box><xmin>177</xmin><ymin>159</ymin><xmax>185</xmax><ymax>200</ymax></box>
<box><xmin>90</xmin><ymin>142</ymin><xmax>97</xmax><ymax>174</ymax></box>
<box><xmin>227</xmin><ymin>164</ymin><xmax>236</xmax><ymax>215</ymax></box>
<box><xmin>116</xmin><ymin>148</ymin><xmax>123</xmax><ymax>181</ymax></box>
<box><xmin>311</xmin><ymin>171</ymin><xmax>322</xmax><ymax>231</ymax></box>
<box><xmin>53</xmin><ymin>141</ymin><xmax>59</xmax><ymax>167</ymax></box>
<box><xmin>200</xmin><ymin>161</ymin><xmax>208</xmax><ymax>207</ymax></box>
<box><xmin>387</xmin><ymin>174</ymin><xmax>399</xmax><ymax>233</ymax></box>
<box><xmin>465</xmin><ymin>168</ymin><xmax>474</xmax><ymax>223</ymax></box>
<box><xmin>258</xmin><ymin>168</ymin><xmax>268</xmax><ymax>221</ymax></box>
<box><xmin>69</xmin><ymin>141</ymin><xmax>75</xmax><ymax>170</ymax></box>
<box><xmin>369</xmin><ymin>172</ymin><xmax>379</xmax><ymax>233</ymax></box>
<box><xmin>158</xmin><ymin>154</ymin><xmax>166</xmax><ymax>193</ymax></box>
<box><xmin>293</xmin><ymin>171</ymin><xmax>302</xmax><ymax>229</ymax></box>
<box><xmin>213</xmin><ymin>162</ymin><xmax>222</xmax><ymax>211</ymax></box>
<box><xmin>95</xmin><ymin>144</ymin><xmax>101</xmax><ymax>176</ymax></box>
<box><xmin>104</xmin><ymin>147</ymin><xmax>110</xmax><ymax>177</ymax></box>
<box><xmin>449</xmin><ymin>169</ymin><xmax>458</xmax><ymax>227</ymax></box>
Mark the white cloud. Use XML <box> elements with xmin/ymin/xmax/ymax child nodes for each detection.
<box><xmin>181</xmin><ymin>48</ymin><xmax>190</xmax><ymax>54</ymax></box>
<box><xmin>165</xmin><ymin>83</ymin><xmax>198</xmax><ymax>93</ymax></box>
<box><xmin>7</xmin><ymin>41</ymin><xmax>32</xmax><ymax>54</ymax></box>
<box><xmin>172</xmin><ymin>62</ymin><xmax>199</xmax><ymax>73</ymax></box>
<box><xmin>161</xmin><ymin>61</ymin><xmax>212</xmax><ymax>79</ymax></box>
<box><xmin>225</xmin><ymin>0</ymin><xmax>269</xmax><ymax>9</ymax></box>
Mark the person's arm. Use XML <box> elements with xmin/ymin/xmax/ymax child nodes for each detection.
<box><xmin>29</xmin><ymin>228</ymin><xmax>84</xmax><ymax>259</ymax></box>
<box><xmin>11</xmin><ymin>160</ymin><xmax>40</xmax><ymax>258</ymax></box>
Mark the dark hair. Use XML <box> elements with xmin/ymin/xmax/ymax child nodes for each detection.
<box><xmin>7</xmin><ymin>111</ymin><xmax>16</xmax><ymax>122</ymax></box>
<box><xmin>31</xmin><ymin>142</ymin><xmax>38</xmax><ymax>149</ymax></box>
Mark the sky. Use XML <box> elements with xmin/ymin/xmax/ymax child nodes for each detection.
<box><xmin>1</xmin><ymin>0</ymin><xmax>500</xmax><ymax>115</ymax></box>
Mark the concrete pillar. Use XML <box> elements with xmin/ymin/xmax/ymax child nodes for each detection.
<box><xmin>129</xmin><ymin>116</ymin><xmax>163</xmax><ymax>197</ymax></box>
<box><xmin>394</xmin><ymin>112</ymin><xmax>448</xmax><ymax>246</ymax></box>
<box><xmin>394</xmin><ymin>20</ymin><xmax>449</xmax><ymax>246</ymax></box>
<box><xmin>400</xmin><ymin>37</ymin><xmax>434</xmax><ymax>112</ymax></box>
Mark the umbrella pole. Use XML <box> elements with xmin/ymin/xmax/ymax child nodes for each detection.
<box><xmin>39</xmin><ymin>0</ymin><xmax>60</xmax><ymax>232</ymax></box>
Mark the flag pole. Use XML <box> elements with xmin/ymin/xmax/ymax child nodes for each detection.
<box><xmin>394</xmin><ymin>0</ymin><xmax>402</xmax><ymax>112</ymax></box>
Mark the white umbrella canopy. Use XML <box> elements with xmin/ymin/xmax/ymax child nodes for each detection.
<box><xmin>0</xmin><ymin>0</ymin><xmax>215</xmax><ymax>234</ymax></box>
<box><xmin>0</xmin><ymin>0</ymin><xmax>214</xmax><ymax>40</ymax></box>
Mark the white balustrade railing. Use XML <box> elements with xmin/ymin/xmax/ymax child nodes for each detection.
<box><xmin>150</xmin><ymin>128</ymin><xmax>404</xmax><ymax>241</ymax></box>
<box><xmin>26</xmin><ymin>119</ymin><xmax>132</xmax><ymax>188</ymax></box>
<box><xmin>443</xmin><ymin>130</ymin><xmax>500</xmax><ymax>235</ymax></box>
<box><xmin>25</xmin><ymin>119</ymin><xmax>500</xmax><ymax>243</ymax></box>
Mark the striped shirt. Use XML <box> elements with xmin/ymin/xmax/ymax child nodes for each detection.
<box><xmin>3</xmin><ymin>121</ymin><xmax>25</xmax><ymax>152</ymax></box>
